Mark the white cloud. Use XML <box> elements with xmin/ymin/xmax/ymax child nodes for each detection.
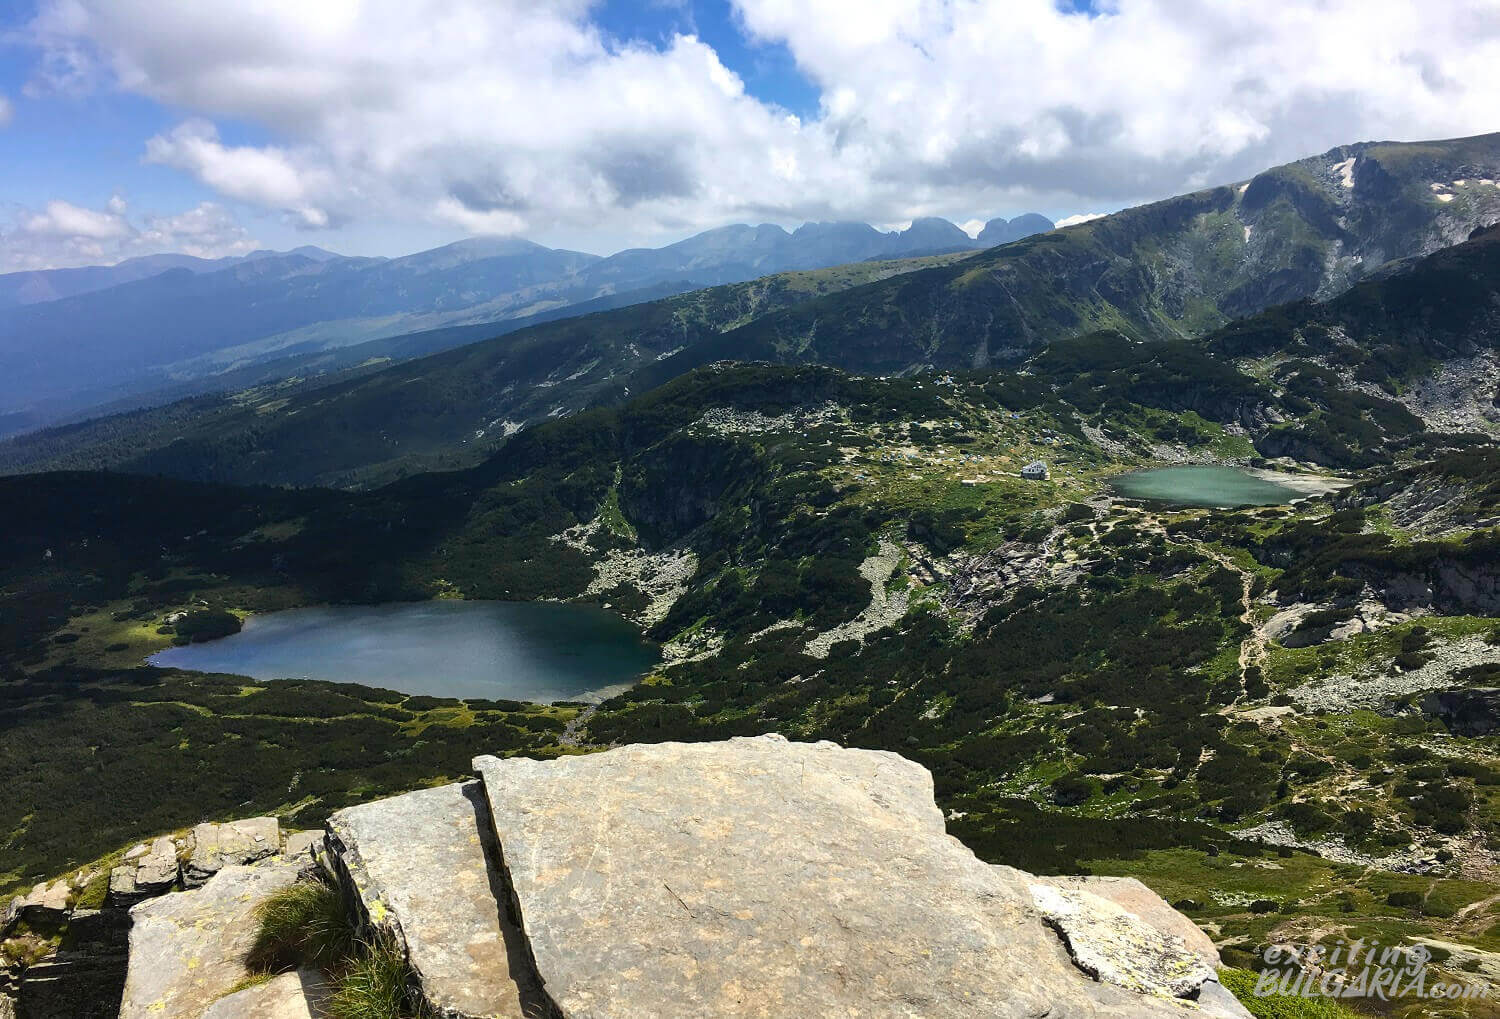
<box><xmin>1054</xmin><ymin>213</ymin><xmax>1109</xmax><ymax>229</ymax></box>
<box><xmin>1</xmin><ymin>199</ymin><xmax>257</xmax><ymax>271</ymax></box>
<box><xmin>144</xmin><ymin>120</ymin><xmax>331</xmax><ymax>228</ymax></box>
<box><xmin>19</xmin><ymin>0</ymin><xmax>1500</xmax><ymax>246</ymax></box>
<box><xmin>22</xmin><ymin>199</ymin><xmax>132</xmax><ymax>239</ymax></box>
<box><xmin>0</xmin><ymin>93</ymin><xmax>12</xmax><ymax>126</ymax></box>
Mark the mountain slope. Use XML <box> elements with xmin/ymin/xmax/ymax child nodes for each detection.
<box><xmin>6</xmin><ymin>353</ymin><xmax>1500</xmax><ymax>991</ymax></box>
<box><xmin>0</xmin><ymin>245</ymin><xmax>344</xmax><ymax>309</ymax></box>
<box><xmin>0</xmin><ymin>216</ymin><xmax>1037</xmax><ymax>433</ymax></box>
<box><xmin>672</xmin><ymin>133</ymin><xmax>1500</xmax><ymax>377</ymax></box>
<box><xmin>6</xmin><ymin>134</ymin><xmax>1494</xmax><ymax>489</ymax></box>
<box><xmin>0</xmin><ymin>253</ymin><xmax>973</xmax><ymax>486</ymax></box>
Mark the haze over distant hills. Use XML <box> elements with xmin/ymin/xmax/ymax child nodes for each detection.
<box><xmin>0</xmin><ymin>214</ymin><xmax>1051</xmax><ymax>435</ymax></box>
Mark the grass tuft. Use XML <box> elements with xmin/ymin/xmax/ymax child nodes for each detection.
<box><xmin>324</xmin><ymin>940</ymin><xmax>417</xmax><ymax>1019</ymax></box>
<box><xmin>247</xmin><ymin>871</ymin><xmax>354</xmax><ymax>973</ymax></box>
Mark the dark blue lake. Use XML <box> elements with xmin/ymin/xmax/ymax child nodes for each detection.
<box><xmin>148</xmin><ymin>600</ymin><xmax>659</xmax><ymax>703</ymax></box>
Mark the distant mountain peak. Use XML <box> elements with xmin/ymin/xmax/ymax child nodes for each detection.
<box><xmin>977</xmin><ymin>214</ymin><xmax>1055</xmax><ymax>246</ymax></box>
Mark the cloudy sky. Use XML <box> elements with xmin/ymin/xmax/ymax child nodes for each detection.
<box><xmin>2</xmin><ymin>0</ymin><xmax>1499</xmax><ymax>271</ymax></box>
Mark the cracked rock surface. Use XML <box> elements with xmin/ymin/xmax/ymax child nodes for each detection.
<box><xmin>473</xmin><ymin>734</ymin><xmax>1240</xmax><ymax>1018</ymax></box>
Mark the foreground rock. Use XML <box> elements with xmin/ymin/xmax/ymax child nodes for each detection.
<box><xmin>182</xmin><ymin>818</ymin><xmax>281</xmax><ymax>888</ymax></box>
<box><xmin>201</xmin><ymin>970</ymin><xmax>329</xmax><ymax>1019</ymax></box>
<box><xmin>119</xmin><ymin>858</ymin><xmax>300</xmax><ymax>1019</ymax></box>
<box><xmin>325</xmin><ymin>781</ymin><xmax>542</xmax><ymax>1018</ymax></box>
<box><xmin>474</xmin><ymin>734</ymin><xmax>1240</xmax><ymax>1017</ymax></box>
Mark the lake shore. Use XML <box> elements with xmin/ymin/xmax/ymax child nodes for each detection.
<box><xmin>1241</xmin><ymin>467</ymin><xmax>1353</xmax><ymax>497</ymax></box>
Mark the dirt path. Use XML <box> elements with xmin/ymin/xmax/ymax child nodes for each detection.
<box><xmin>560</xmin><ymin>704</ymin><xmax>597</xmax><ymax>747</ymax></box>
<box><xmin>1202</xmin><ymin>547</ymin><xmax>1266</xmax><ymax>699</ymax></box>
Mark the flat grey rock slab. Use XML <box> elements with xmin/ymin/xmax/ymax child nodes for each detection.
<box><xmin>326</xmin><ymin>781</ymin><xmax>542</xmax><ymax>1018</ymax></box>
<box><xmin>183</xmin><ymin>818</ymin><xmax>280</xmax><ymax>888</ymax></box>
<box><xmin>202</xmin><ymin>970</ymin><xmax>330</xmax><ymax>1019</ymax></box>
<box><xmin>474</xmin><ymin>734</ymin><xmax>1194</xmax><ymax>1018</ymax></box>
<box><xmin>281</xmin><ymin>830</ymin><xmax>322</xmax><ymax>862</ymax></box>
<box><xmin>120</xmin><ymin>858</ymin><xmax>300</xmax><ymax>1019</ymax></box>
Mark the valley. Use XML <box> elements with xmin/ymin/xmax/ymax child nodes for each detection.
<box><xmin>7</xmin><ymin>350</ymin><xmax>1500</xmax><ymax>1013</ymax></box>
<box><xmin>5</xmin><ymin>132</ymin><xmax>1500</xmax><ymax>1017</ymax></box>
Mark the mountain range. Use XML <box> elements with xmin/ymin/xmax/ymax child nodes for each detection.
<box><xmin>8</xmin><ymin>133</ymin><xmax>1496</xmax><ymax>488</ymax></box>
<box><xmin>0</xmin><ymin>215</ymin><xmax>1052</xmax><ymax>435</ymax></box>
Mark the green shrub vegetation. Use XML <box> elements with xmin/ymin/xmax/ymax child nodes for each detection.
<box><xmin>1220</xmin><ymin>968</ymin><xmax>1362</xmax><ymax>1019</ymax></box>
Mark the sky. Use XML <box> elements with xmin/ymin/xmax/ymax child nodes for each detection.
<box><xmin>1</xmin><ymin>0</ymin><xmax>1499</xmax><ymax>271</ymax></box>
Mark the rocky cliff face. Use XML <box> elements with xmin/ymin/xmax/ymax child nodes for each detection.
<box><xmin>15</xmin><ymin>736</ymin><xmax>1252</xmax><ymax>1018</ymax></box>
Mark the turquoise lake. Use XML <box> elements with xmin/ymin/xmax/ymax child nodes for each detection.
<box><xmin>1110</xmin><ymin>465</ymin><xmax>1305</xmax><ymax>508</ymax></box>
<box><xmin>147</xmin><ymin>600</ymin><xmax>660</xmax><ymax>702</ymax></box>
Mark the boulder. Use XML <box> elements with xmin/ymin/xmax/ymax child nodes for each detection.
<box><xmin>134</xmin><ymin>837</ymin><xmax>179</xmax><ymax>895</ymax></box>
<box><xmin>201</xmin><ymin>970</ymin><xmax>330</xmax><ymax>1019</ymax></box>
<box><xmin>106</xmin><ymin>866</ymin><xmax>140</xmax><ymax>907</ymax></box>
<box><xmin>182</xmin><ymin>817</ymin><xmax>280</xmax><ymax>888</ymax></box>
<box><xmin>16</xmin><ymin>880</ymin><xmax>70</xmax><ymax>923</ymax></box>
<box><xmin>110</xmin><ymin>836</ymin><xmax>180</xmax><ymax>907</ymax></box>
<box><xmin>472</xmin><ymin>734</ymin><xmax>1233</xmax><ymax>1017</ymax></box>
<box><xmin>325</xmin><ymin>781</ymin><xmax>542</xmax><ymax>1018</ymax></box>
<box><xmin>119</xmin><ymin>858</ymin><xmax>300</xmax><ymax>1019</ymax></box>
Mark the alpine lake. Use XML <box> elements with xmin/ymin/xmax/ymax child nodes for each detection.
<box><xmin>149</xmin><ymin>599</ymin><xmax>660</xmax><ymax>703</ymax></box>
<box><xmin>1109</xmin><ymin>464</ymin><xmax>1334</xmax><ymax>509</ymax></box>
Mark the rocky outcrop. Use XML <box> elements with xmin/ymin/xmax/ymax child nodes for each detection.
<box><xmin>4</xmin><ymin>825</ymin><xmax>319</xmax><ymax>1019</ymax></box>
<box><xmin>1422</xmin><ymin>687</ymin><xmax>1500</xmax><ymax>736</ymax></box>
<box><xmin>472</xmin><ymin>735</ymin><xmax>1243</xmax><ymax>1017</ymax></box>
<box><xmin>0</xmin><ymin>908</ymin><xmax>130</xmax><ymax>1019</ymax></box>
<box><xmin>11</xmin><ymin>880</ymin><xmax>70</xmax><ymax>925</ymax></box>
<box><xmin>110</xmin><ymin>836</ymin><xmax>179</xmax><ymax>906</ymax></box>
<box><xmin>323</xmin><ymin>781</ymin><xmax>543</xmax><ymax>1018</ymax></box>
<box><xmin>182</xmin><ymin>818</ymin><xmax>281</xmax><ymax>888</ymax></box>
<box><xmin>91</xmin><ymin>736</ymin><xmax>1241</xmax><ymax>1018</ymax></box>
<box><xmin>119</xmin><ymin>858</ymin><xmax>301</xmax><ymax>1019</ymax></box>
